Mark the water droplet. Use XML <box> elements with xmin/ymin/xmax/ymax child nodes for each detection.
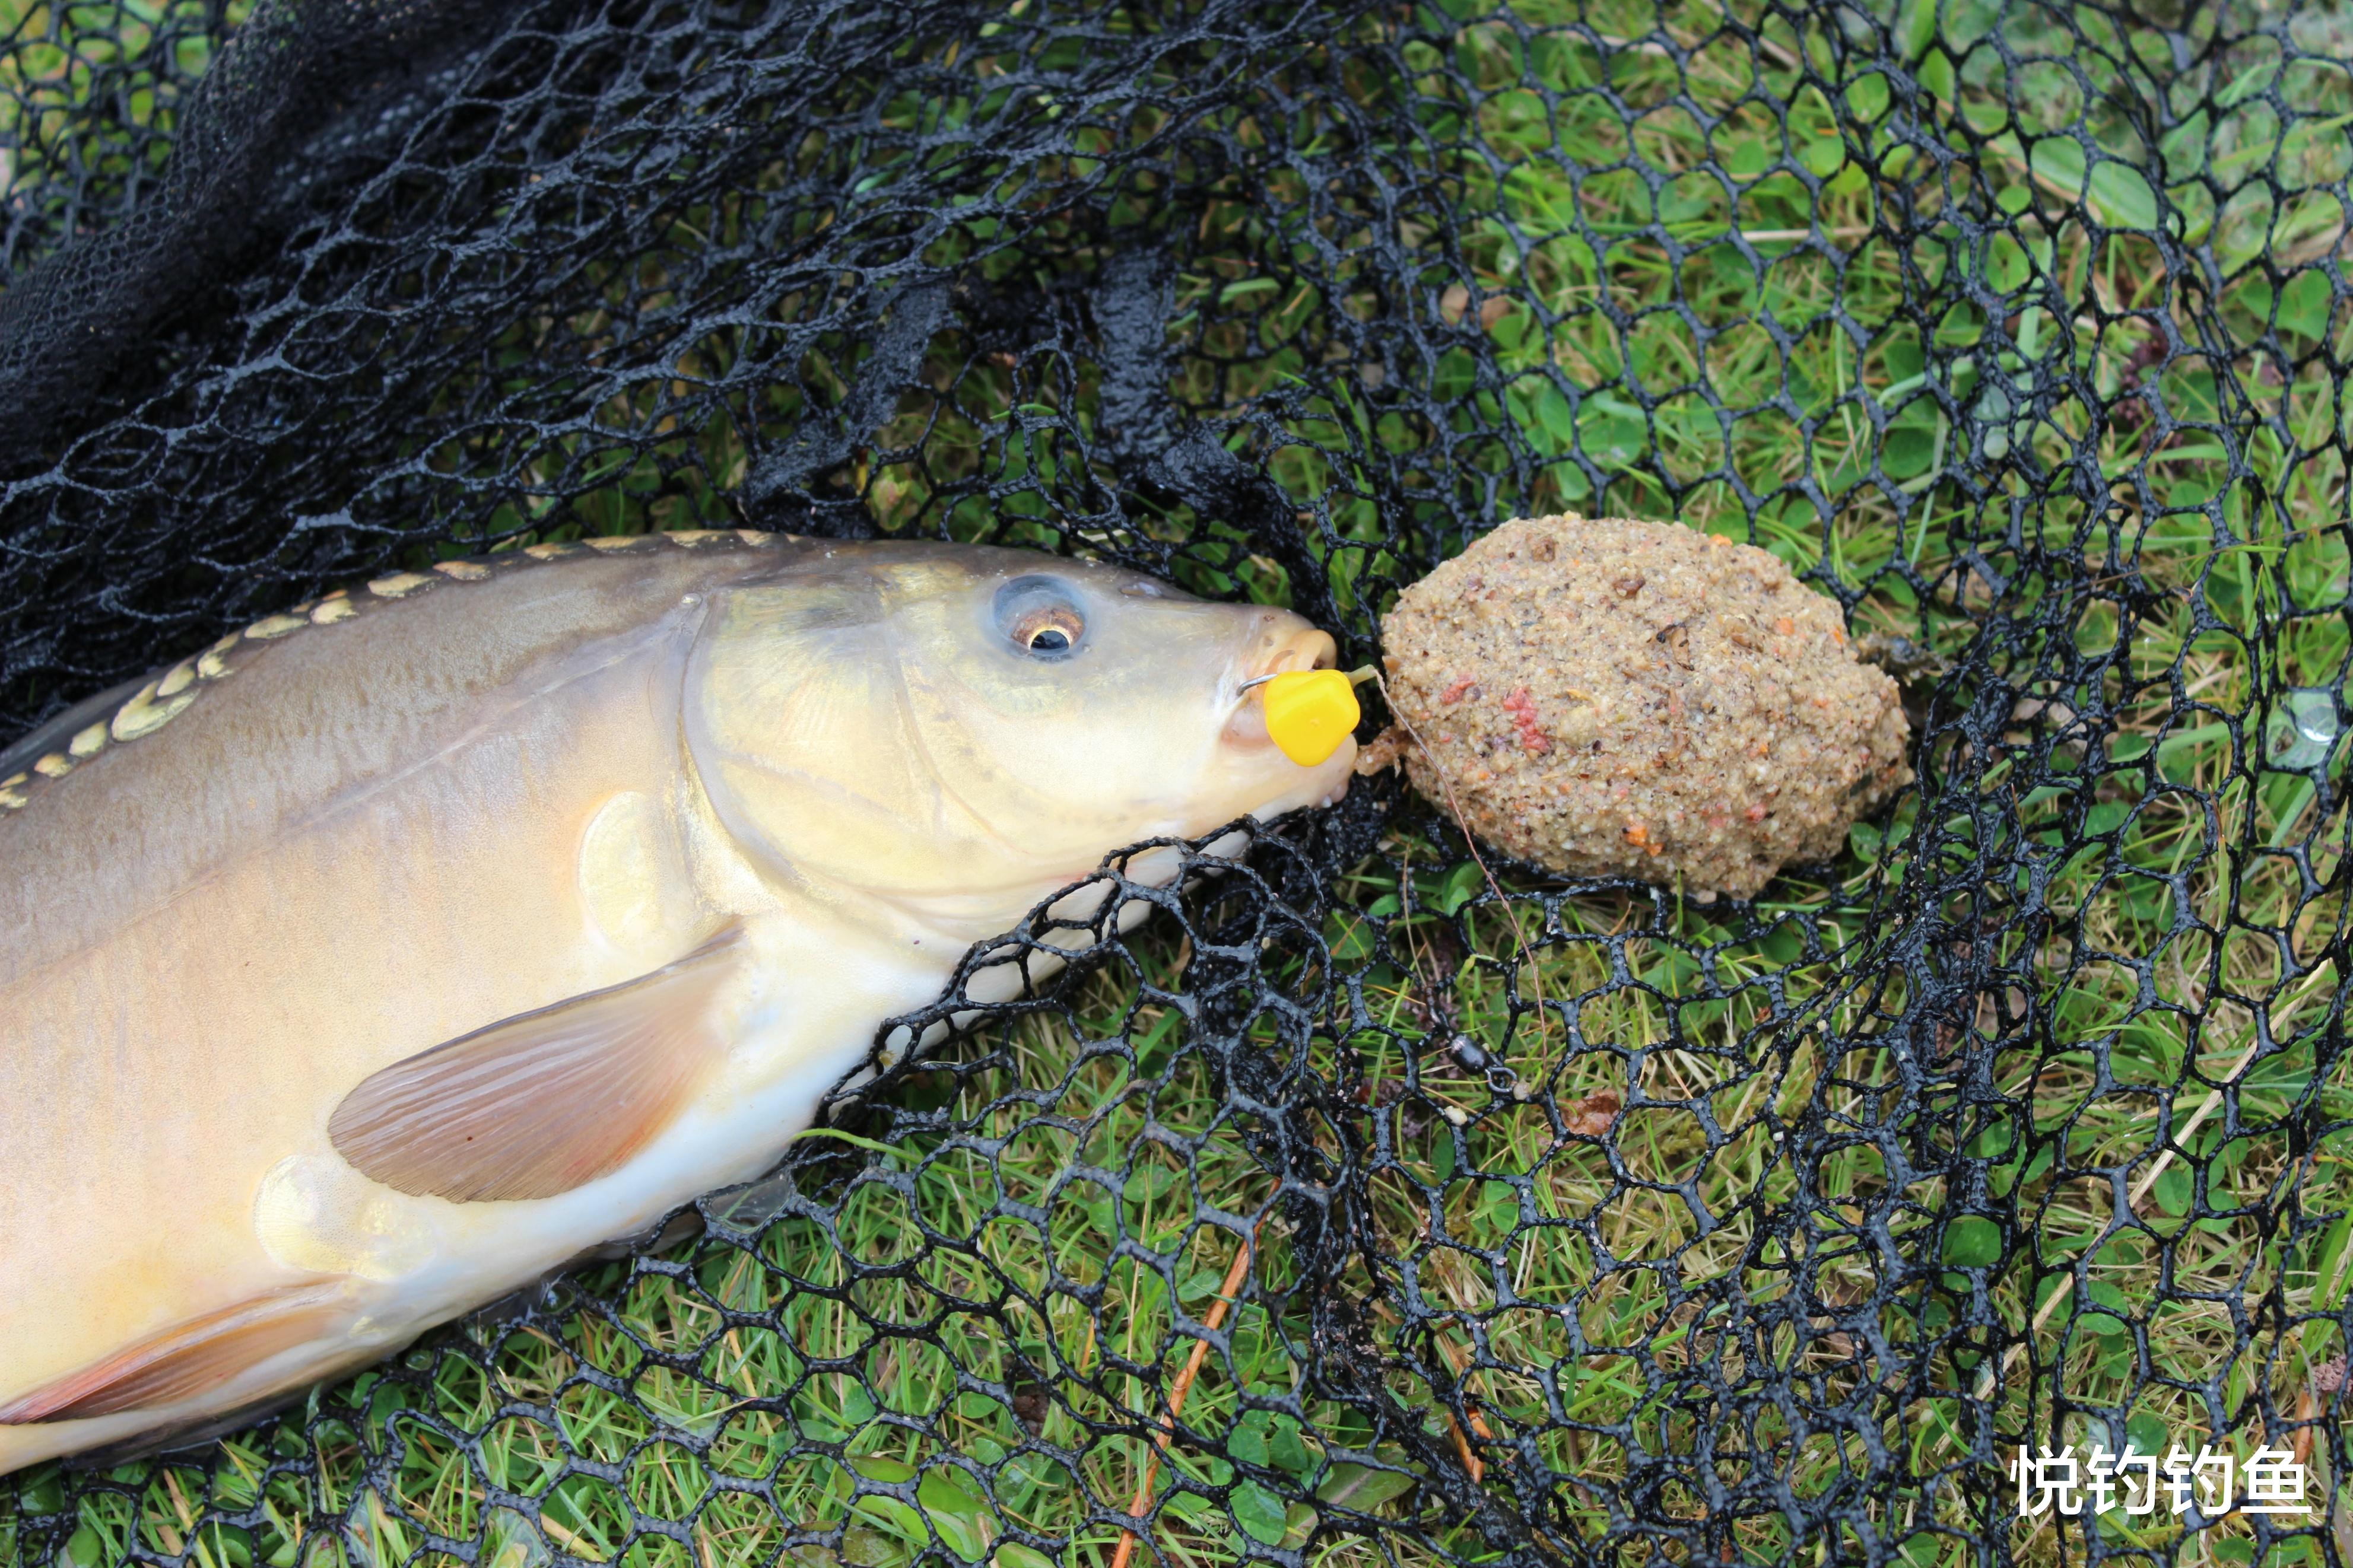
<box><xmin>2268</xmin><ymin>688</ymin><xmax>2341</xmax><ymax>771</ymax></box>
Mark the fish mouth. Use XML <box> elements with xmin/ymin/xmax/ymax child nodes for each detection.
<box><xmin>1250</xmin><ymin>749</ymin><xmax>1355</xmax><ymax>816</ymax></box>
<box><xmin>1260</xmin><ymin>625</ymin><xmax>1341</xmax><ymax>679</ymax></box>
<box><xmin>1222</xmin><ymin>625</ymin><xmax>1340</xmax><ymax>749</ymax></box>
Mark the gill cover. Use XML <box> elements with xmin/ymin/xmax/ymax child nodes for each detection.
<box><xmin>684</xmin><ymin>556</ymin><xmax>958</xmax><ymax>900</ymax></box>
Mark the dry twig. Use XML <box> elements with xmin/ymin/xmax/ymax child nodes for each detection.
<box><xmin>1111</xmin><ymin>1227</ymin><xmax>1262</xmax><ymax>1568</ymax></box>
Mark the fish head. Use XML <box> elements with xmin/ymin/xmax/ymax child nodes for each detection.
<box><xmin>685</xmin><ymin>542</ymin><xmax>1354</xmax><ymax>933</ymax></box>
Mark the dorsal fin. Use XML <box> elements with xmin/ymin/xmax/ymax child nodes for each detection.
<box><xmin>328</xmin><ymin>925</ymin><xmax>746</xmax><ymax>1203</ymax></box>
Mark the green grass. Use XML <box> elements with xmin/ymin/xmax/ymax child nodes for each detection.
<box><xmin>2</xmin><ymin>0</ymin><xmax>2351</xmax><ymax>1565</ymax></box>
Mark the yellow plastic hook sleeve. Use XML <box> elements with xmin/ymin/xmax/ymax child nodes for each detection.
<box><xmin>1262</xmin><ymin>668</ymin><xmax>1363</xmax><ymax>768</ymax></box>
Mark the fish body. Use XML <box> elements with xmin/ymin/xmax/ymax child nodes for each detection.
<box><xmin>0</xmin><ymin>533</ymin><xmax>1351</xmax><ymax>1473</ymax></box>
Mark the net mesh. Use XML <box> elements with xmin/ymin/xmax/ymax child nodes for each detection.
<box><xmin>1</xmin><ymin>0</ymin><xmax>2349</xmax><ymax>1563</ymax></box>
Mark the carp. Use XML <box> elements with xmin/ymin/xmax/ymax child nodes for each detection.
<box><xmin>0</xmin><ymin>533</ymin><xmax>1352</xmax><ymax>1472</ymax></box>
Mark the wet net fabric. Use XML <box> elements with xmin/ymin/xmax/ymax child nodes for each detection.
<box><xmin>1</xmin><ymin>0</ymin><xmax>2349</xmax><ymax>1564</ymax></box>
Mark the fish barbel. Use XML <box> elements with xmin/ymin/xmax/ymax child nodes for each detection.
<box><xmin>0</xmin><ymin>533</ymin><xmax>1353</xmax><ymax>1472</ymax></box>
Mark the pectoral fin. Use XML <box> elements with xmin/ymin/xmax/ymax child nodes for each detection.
<box><xmin>329</xmin><ymin>927</ymin><xmax>744</xmax><ymax>1203</ymax></box>
<box><xmin>0</xmin><ymin>1284</ymin><xmax>347</xmax><ymax>1424</ymax></box>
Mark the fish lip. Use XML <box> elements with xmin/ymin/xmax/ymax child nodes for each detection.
<box><xmin>1231</xmin><ymin>623</ymin><xmax>1338</xmax><ymax>691</ymax></box>
<box><xmin>1249</xmin><ymin>734</ymin><xmax>1358</xmax><ymax>815</ymax></box>
<box><xmin>1221</xmin><ymin>693</ymin><xmax>1275</xmax><ymax>750</ymax></box>
<box><xmin>1220</xmin><ymin>625</ymin><xmax>1341</xmax><ymax>743</ymax></box>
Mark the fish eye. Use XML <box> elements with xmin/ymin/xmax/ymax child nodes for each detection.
<box><xmin>995</xmin><ymin>576</ymin><xmax>1087</xmax><ymax>660</ymax></box>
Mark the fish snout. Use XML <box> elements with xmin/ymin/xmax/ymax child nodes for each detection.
<box><xmin>1224</xmin><ymin>622</ymin><xmax>1341</xmax><ymax>749</ymax></box>
<box><xmin>1254</xmin><ymin>625</ymin><xmax>1339</xmax><ymax>680</ymax></box>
